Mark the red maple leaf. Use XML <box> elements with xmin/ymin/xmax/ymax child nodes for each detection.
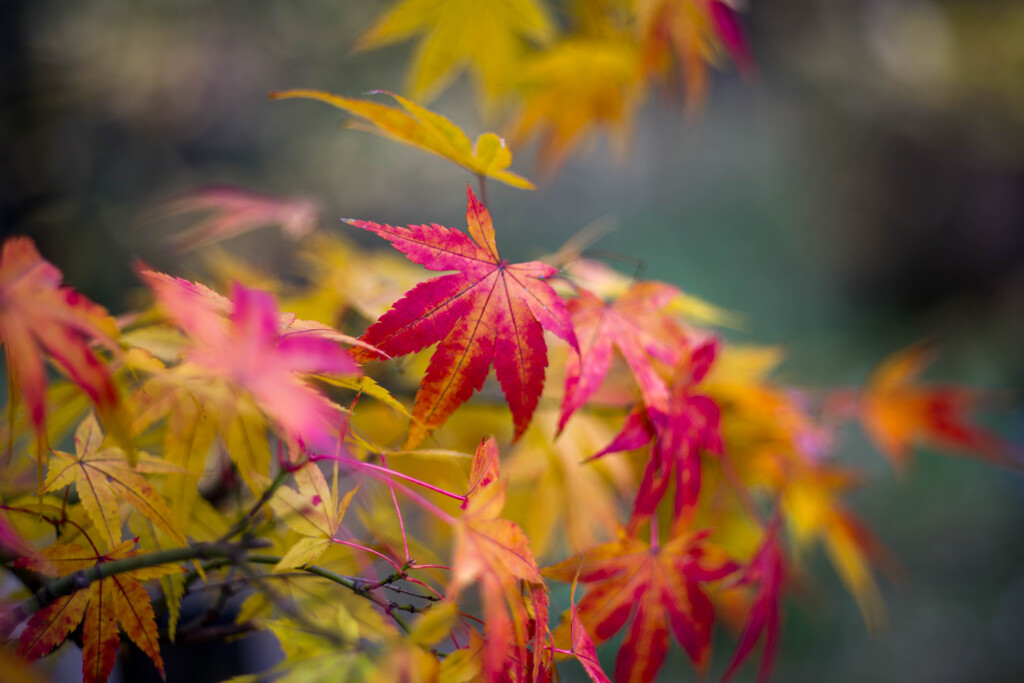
<box><xmin>558</xmin><ymin>283</ymin><xmax>687</xmax><ymax>432</ymax></box>
<box><xmin>546</xmin><ymin>529</ymin><xmax>737</xmax><ymax>683</ymax></box>
<box><xmin>346</xmin><ymin>186</ymin><xmax>577</xmax><ymax>446</ymax></box>
<box><xmin>591</xmin><ymin>339</ymin><xmax>722</xmax><ymax>521</ymax></box>
<box><xmin>721</xmin><ymin>521</ymin><xmax>786</xmax><ymax>683</ymax></box>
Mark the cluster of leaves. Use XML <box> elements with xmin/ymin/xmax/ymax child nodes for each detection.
<box><xmin>354</xmin><ymin>0</ymin><xmax>755</xmax><ymax>169</ymax></box>
<box><xmin>0</xmin><ymin>4</ymin><xmax>1016</xmax><ymax>683</ymax></box>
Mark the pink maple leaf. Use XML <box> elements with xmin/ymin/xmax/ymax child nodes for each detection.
<box><xmin>139</xmin><ymin>271</ymin><xmax>359</xmax><ymax>453</ymax></box>
<box><xmin>149</xmin><ymin>185</ymin><xmax>319</xmax><ymax>253</ymax></box>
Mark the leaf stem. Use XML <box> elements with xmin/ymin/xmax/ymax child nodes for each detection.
<box><xmin>330</xmin><ymin>538</ymin><xmax>403</xmax><ymax>572</ymax></box>
<box><xmin>382</xmin><ymin>452</ymin><xmax>411</xmax><ymax>564</ymax></box>
<box><xmin>477</xmin><ymin>173</ymin><xmax>489</xmax><ymax>209</ymax></box>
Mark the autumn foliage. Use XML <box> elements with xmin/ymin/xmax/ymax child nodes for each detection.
<box><xmin>0</xmin><ymin>2</ymin><xmax>1016</xmax><ymax>683</ymax></box>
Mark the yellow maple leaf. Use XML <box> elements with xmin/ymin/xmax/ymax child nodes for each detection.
<box><xmin>271</xmin><ymin>89</ymin><xmax>534</xmax><ymax>189</ymax></box>
<box><xmin>355</xmin><ymin>0</ymin><xmax>554</xmax><ymax>105</ymax></box>
<box><xmin>42</xmin><ymin>414</ymin><xmax>189</xmax><ymax>552</ymax></box>
<box><xmin>508</xmin><ymin>38</ymin><xmax>645</xmax><ymax>171</ymax></box>
<box><xmin>285</xmin><ymin>232</ymin><xmax>425</xmax><ymax>328</ymax></box>
<box><xmin>505</xmin><ymin>410</ymin><xmax>633</xmax><ymax>558</ymax></box>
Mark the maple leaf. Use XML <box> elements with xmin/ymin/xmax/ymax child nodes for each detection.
<box><xmin>558</xmin><ymin>283</ymin><xmax>688</xmax><ymax>431</ymax></box>
<box><xmin>567</xmin><ymin>604</ymin><xmax>611</xmax><ymax>683</ymax></box>
<box><xmin>857</xmin><ymin>343</ymin><xmax>1010</xmax><ymax>471</ymax></box>
<box><xmin>451</xmin><ymin>438</ymin><xmax>550</xmax><ymax>682</ymax></box>
<box><xmin>138</xmin><ymin>272</ymin><xmax>361</xmax><ymax>453</ymax></box>
<box><xmin>0</xmin><ymin>237</ymin><xmax>125</xmax><ymax>468</ymax></box>
<box><xmin>346</xmin><ymin>186</ymin><xmax>577</xmax><ymax>446</ymax></box>
<box><xmin>271</xmin><ymin>90</ymin><xmax>534</xmax><ymax>190</ymax></box>
<box><xmin>591</xmin><ymin>340</ymin><xmax>722</xmax><ymax>521</ymax></box>
<box><xmin>355</xmin><ymin>0</ymin><xmax>554</xmax><ymax>104</ymax></box>
<box><xmin>721</xmin><ymin>521</ymin><xmax>786</xmax><ymax>683</ymax></box>
<box><xmin>270</xmin><ymin>461</ymin><xmax>358</xmax><ymax>571</ymax></box>
<box><xmin>14</xmin><ymin>539</ymin><xmax>182</xmax><ymax>683</ymax></box>
<box><xmin>636</xmin><ymin>0</ymin><xmax>754</xmax><ymax>106</ymax></box>
<box><xmin>42</xmin><ymin>414</ymin><xmax>187</xmax><ymax>552</ymax></box>
<box><xmin>546</xmin><ymin>529</ymin><xmax>737</xmax><ymax>683</ymax></box>
<box><xmin>134</xmin><ymin>383</ymin><xmax>221</xmax><ymax>530</ymax></box>
<box><xmin>147</xmin><ymin>185</ymin><xmax>319</xmax><ymax>253</ymax></box>
<box><xmin>508</xmin><ymin>38</ymin><xmax>645</xmax><ymax>171</ymax></box>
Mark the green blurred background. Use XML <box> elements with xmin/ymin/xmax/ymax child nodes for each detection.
<box><xmin>2</xmin><ymin>1</ymin><xmax>1023</xmax><ymax>681</ymax></box>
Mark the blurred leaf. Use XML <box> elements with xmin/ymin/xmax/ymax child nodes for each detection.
<box><xmin>271</xmin><ymin>89</ymin><xmax>534</xmax><ymax>189</ymax></box>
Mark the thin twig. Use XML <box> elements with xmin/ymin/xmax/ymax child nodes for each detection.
<box><xmin>218</xmin><ymin>466</ymin><xmax>292</xmax><ymax>542</ymax></box>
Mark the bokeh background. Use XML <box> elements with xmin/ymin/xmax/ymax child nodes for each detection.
<box><xmin>3</xmin><ymin>1</ymin><xmax>1024</xmax><ymax>681</ymax></box>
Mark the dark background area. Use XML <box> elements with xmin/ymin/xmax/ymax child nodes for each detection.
<box><xmin>3</xmin><ymin>1</ymin><xmax>1023</xmax><ymax>681</ymax></box>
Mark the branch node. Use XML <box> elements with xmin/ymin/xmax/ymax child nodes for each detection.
<box><xmin>71</xmin><ymin>571</ymin><xmax>91</xmax><ymax>591</ymax></box>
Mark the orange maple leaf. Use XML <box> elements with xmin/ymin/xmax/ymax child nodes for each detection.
<box><xmin>508</xmin><ymin>38</ymin><xmax>645</xmax><ymax>172</ymax></box>
<box><xmin>637</xmin><ymin>0</ymin><xmax>755</xmax><ymax>107</ymax></box>
<box><xmin>858</xmin><ymin>343</ymin><xmax>1011</xmax><ymax>471</ymax></box>
<box><xmin>450</xmin><ymin>437</ymin><xmax>550</xmax><ymax>682</ymax></box>
<box><xmin>0</xmin><ymin>237</ymin><xmax>124</xmax><ymax>469</ymax></box>
<box><xmin>14</xmin><ymin>540</ymin><xmax>182</xmax><ymax>683</ymax></box>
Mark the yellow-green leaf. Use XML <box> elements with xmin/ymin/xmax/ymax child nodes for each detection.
<box><xmin>316</xmin><ymin>374</ymin><xmax>412</xmax><ymax>419</ymax></box>
<box><xmin>409</xmin><ymin>600</ymin><xmax>458</xmax><ymax>647</ymax></box>
<box><xmin>270</xmin><ymin>463</ymin><xmax>358</xmax><ymax>571</ymax></box>
<box><xmin>274</xmin><ymin>537</ymin><xmax>333</xmax><ymax>572</ymax></box>
<box><xmin>163</xmin><ymin>393</ymin><xmax>218</xmax><ymax>531</ymax></box>
<box><xmin>224</xmin><ymin>400</ymin><xmax>272</xmax><ymax>495</ymax></box>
